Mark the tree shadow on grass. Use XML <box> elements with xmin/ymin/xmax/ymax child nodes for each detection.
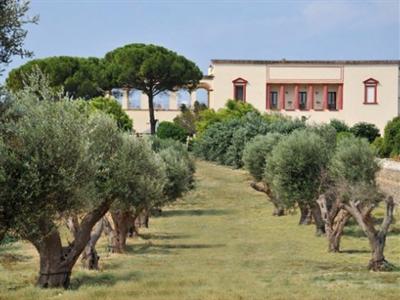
<box><xmin>339</xmin><ymin>249</ymin><xmax>370</xmax><ymax>254</ymax></box>
<box><xmin>0</xmin><ymin>252</ymin><xmax>32</xmax><ymax>269</ymax></box>
<box><xmin>159</xmin><ymin>209</ymin><xmax>232</xmax><ymax>217</ymax></box>
<box><xmin>125</xmin><ymin>242</ymin><xmax>225</xmax><ymax>256</ymax></box>
<box><xmin>138</xmin><ymin>233</ymin><xmax>192</xmax><ymax>240</ymax></box>
<box><xmin>344</xmin><ymin>226</ymin><xmax>400</xmax><ymax>238</ymax></box>
<box><xmin>70</xmin><ymin>270</ymin><xmax>143</xmax><ymax>290</ymax></box>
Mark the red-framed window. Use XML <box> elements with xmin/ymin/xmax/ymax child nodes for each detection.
<box><xmin>363</xmin><ymin>78</ymin><xmax>379</xmax><ymax>104</ymax></box>
<box><xmin>232</xmin><ymin>77</ymin><xmax>248</xmax><ymax>101</ymax></box>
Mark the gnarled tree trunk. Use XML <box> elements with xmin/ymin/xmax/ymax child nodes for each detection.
<box><xmin>0</xmin><ymin>228</ymin><xmax>6</xmax><ymax>243</ymax></box>
<box><xmin>128</xmin><ymin>214</ymin><xmax>139</xmax><ymax>238</ymax></box>
<box><xmin>103</xmin><ymin>211</ymin><xmax>132</xmax><ymax>253</ymax></box>
<box><xmin>310</xmin><ymin>204</ymin><xmax>326</xmax><ymax>236</ymax></box>
<box><xmin>298</xmin><ymin>203</ymin><xmax>312</xmax><ymax>225</ymax></box>
<box><xmin>137</xmin><ymin>209</ymin><xmax>149</xmax><ymax>228</ymax></box>
<box><xmin>344</xmin><ymin>196</ymin><xmax>395</xmax><ymax>271</ymax></box>
<box><xmin>81</xmin><ymin>219</ymin><xmax>104</xmax><ymax>270</ymax></box>
<box><xmin>317</xmin><ymin>194</ymin><xmax>350</xmax><ymax>252</ymax></box>
<box><xmin>250</xmin><ymin>181</ymin><xmax>284</xmax><ymax>216</ymax></box>
<box><xmin>35</xmin><ymin>230</ymin><xmax>73</xmax><ymax>288</ymax></box>
<box><xmin>32</xmin><ymin>200</ymin><xmax>111</xmax><ymax>288</ymax></box>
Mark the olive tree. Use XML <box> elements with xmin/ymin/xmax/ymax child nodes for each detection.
<box><xmin>0</xmin><ymin>91</ymin><xmax>123</xmax><ymax>288</ymax></box>
<box><xmin>103</xmin><ymin>136</ymin><xmax>166</xmax><ymax>254</ymax></box>
<box><xmin>243</xmin><ymin>133</ymin><xmax>285</xmax><ymax>216</ymax></box>
<box><xmin>104</xmin><ymin>43</ymin><xmax>203</xmax><ymax>134</ymax></box>
<box><xmin>329</xmin><ymin>136</ymin><xmax>395</xmax><ymax>271</ymax></box>
<box><xmin>265</xmin><ymin>130</ymin><xmax>330</xmax><ymax>235</ymax></box>
<box><xmin>0</xmin><ymin>0</ymin><xmax>38</xmax><ymax>74</ymax></box>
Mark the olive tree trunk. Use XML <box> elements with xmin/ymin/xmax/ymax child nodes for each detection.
<box><xmin>137</xmin><ymin>209</ymin><xmax>149</xmax><ymax>228</ymax></box>
<box><xmin>250</xmin><ymin>181</ymin><xmax>285</xmax><ymax>216</ymax></box>
<box><xmin>128</xmin><ymin>214</ymin><xmax>139</xmax><ymax>238</ymax></box>
<box><xmin>31</xmin><ymin>201</ymin><xmax>111</xmax><ymax>288</ymax></box>
<box><xmin>0</xmin><ymin>228</ymin><xmax>6</xmax><ymax>243</ymax></box>
<box><xmin>310</xmin><ymin>204</ymin><xmax>326</xmax><ymax>236</ymax></box>
<box><xmin>317</xmin><ymin>194</ymin><xmax>350</xmax><ymax>252</ymax></box>
<box><xmin>34</xmin><ymin>230</ymin><xmax>72</xmax><ymax>289</ymax></box>
<box><xmin>103</xmin><ymin>211</ymin><xmax>132</xmax><ymax>253</ymax></box>
<box><xmin>344</xmin><ymin>196</ymin><xmax>395</xmax><ymax>271</ymax></box>
<box><xmin>81</xmin><ymin>220</ymin><xmax>104</xmax><ymax>270</ymax></box>
<box><xmin>298</xmin><ymin>203</ymin><xmax>312</xmax><ymax>225</ymax></box>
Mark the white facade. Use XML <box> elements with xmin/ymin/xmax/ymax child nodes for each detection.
<box><xmin>121</xmin><ymin>60</ymin><xmax>400</xmax><ymax>133</ymax></box>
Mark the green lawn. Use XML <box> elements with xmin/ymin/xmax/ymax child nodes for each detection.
<box><xmin>0</xmin><ymin>160</ymin><xmax>399</xmax><ymax>300</ymax></box>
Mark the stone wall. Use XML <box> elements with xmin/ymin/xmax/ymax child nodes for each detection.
<box><xmin>377</xmin><ymin>159</ymin><xmax>400</xmax><ymax>205</ymax></box>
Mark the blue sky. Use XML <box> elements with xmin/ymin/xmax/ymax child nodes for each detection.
<box><xmin>2</xmin><ymin>0</ymin><xmax>399</xmax><ymax>81</ymax></box>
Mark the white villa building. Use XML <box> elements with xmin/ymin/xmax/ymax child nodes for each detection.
<box><xmin>115</xmin><ymin>59</ymin><xmax>400</xmax><ymax>133</ymax></box>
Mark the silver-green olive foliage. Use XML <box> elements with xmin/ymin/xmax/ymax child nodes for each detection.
<box><xmin>151</xmin><ymin>138</ymin><xmax>195</xmax><ymax>204</ymax></box>
<box><xmin>110</xmin><ymin>135</ymin><xmax>166</xmax><ymax>212</ymax></box>
<box><xmin>265</xmin><ymin>130</ymin><xmax>331</xmax><ymax>208</ymax></box>
<box><xmin>243</xmin><ymin>133</ymin><xmax>284</xmax><ymax>182</ymax></box>
<box><xmin>0</xmin><ymin>92</ymin><xmax>123</xmax><ymax>239</ymax></box>
<box><xmin>329</xmin><ymin>136</ymin><xmax>381</xmax><ymax>202</ymax></box>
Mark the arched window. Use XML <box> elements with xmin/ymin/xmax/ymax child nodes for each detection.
<box><xmin>363</xmin><ymin>78</ymin><xmax>379</xmax><ymax>104</ymax></box>
<box><xmin>128</xmin><ymin>89</ymin><xmax>141</xmax><ymax>109</ymax></box>
<box><xmin>177</xmin><ymin>89</ymin><xmax>191</xmax><ymax>109</ymax></box>
<box><xmin>154</xmin><ymin>92</ymin><xmax>169</xmax><ymax>109</ymax></box>
<box><xmin>196</xmin><ymin>88</ymin><xmax>209</xmax><ymax>107</ymax></box>
<box><xmin>111</xmin><ymin>88</ymin><xmax>123</xmax><ymax>105</ymax></box>
<box><xmin>232</xmin><ymin>78</ymin><xmax>248</xmax><ymax>101</ymax></box>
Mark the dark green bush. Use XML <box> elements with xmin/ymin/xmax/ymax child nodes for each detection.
<box><xmin>194</xmin><ymin>108</ymin><xmax>306</xmax><ymax>168</ymax></box>
<box><xmin>329</xmin><ymin>119</ymin><xmax>350</xmax><ymax>133</ymax></box>
<box><xmin>350</xmin><ymin>122</ymin><xmax>380</xmax><ymax>143</ymax></box>
<box><xmin>156</xmin><ymin>121</ymin><xmax>188</xmax><ymax>143</ymax></box>
<box><xmin>193</xmin><ymin>118</ymin><xmax>241</xmax><ymax>165</ymax></box>
<box><xmin>372</xmin><ymin>137</ymin><xmax>384</xmax><ymax>157</ymax></box>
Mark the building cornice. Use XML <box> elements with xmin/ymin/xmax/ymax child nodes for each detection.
<box><xmin>211</xmin><ymin>59</ymin><xmax>400</xmax><ymax>66</ymax></box>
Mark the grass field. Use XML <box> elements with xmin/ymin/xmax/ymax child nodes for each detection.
<box><xmin>0</xmin><ymin>160</ymin><xmax>399</xmax><ymax>300</ymax></box>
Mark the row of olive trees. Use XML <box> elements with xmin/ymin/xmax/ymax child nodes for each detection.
<box><xmin>243</xmin><ymin>127</ymin><xmax>395</xmax><ymax>271</ymax></box>
<box><xmin>0</xmin><ymin>74</ymin><xmax>195</xmax><ymax>288</ymax></box>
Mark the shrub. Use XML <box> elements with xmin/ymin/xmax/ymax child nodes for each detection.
<box><xmin>194</xmin><ymin>106</ymin><xmax>306</xmax><ymax>168</ymax></box>
<box><xmin>336</xmin><ymin>131</ymin><xmax>354</xmax><ymax>143</ymax></box>
<box><xmin>350</xmin><ymin>122</ymin><xmax>380</xmax><ymax>143</ymax></box>
<box><xmin>224</xmin><ymin>112</ymin><xmax>270</xmax><ymax>168</ymax></box>
<box><xmin>267</xmin><ymin>117</ymin><xmax>306</xmax><ymax>134</ymax></box>
<box><xmin>193</xmin><ymin>118</ymin><xmax>241</xmax><ymax>164</ymax></box>
<box><xmin>372</xmin><ymin>136</ymin><xmax>384</xmax><ymax>157</ymax></box>
<box><xmin>173</xmin><ymin>101</ymin><xmax>207</xmax><ymax>136</ymax></box>
<box><xmin>195</xmin><ymin>99</ymin><xmax>257</xmax><ymax>135</ymax></box>
<box><xmin>156</xmin><ymin>121</ymin><xmax>188</xmax><ymax>143</ymax></box>
<box><xmin>306</xmin><ymin>124</ymin><xmax>337</xmax><ymax>149</ymax></box>
<box><xmin>329</xmin><ymin>119</ymin><xmax>349</xmax><ymax>133</ymax></box>
<box><xmin>380</xmin><ymin>116</ymin><xmax>400</xmax><ymax>157</ymax></box>
<box><xmin>243</xmin><ymin>133</ymin><xmax>284</xmax><ymax>181</ymax></box>
<box><xmin>88</xmin><ymin>96</ymin><xmax>133</xmax><ymax>131</ymax></box>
